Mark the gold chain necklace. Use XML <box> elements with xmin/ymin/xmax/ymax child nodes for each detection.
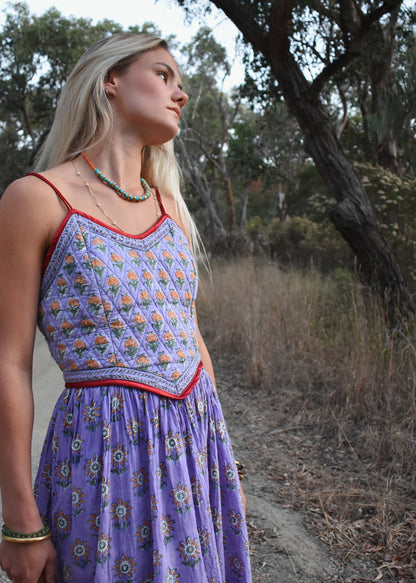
<box><xmin>72</xmin><ymin>158</ymin><xmax>162</xmax><ymax>231</ymax></box>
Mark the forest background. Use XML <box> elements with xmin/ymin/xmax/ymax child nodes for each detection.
<box><xmin>1</xmin><ymin>0</ymin><xmax>416</xmax><ymax>578</ymax></box>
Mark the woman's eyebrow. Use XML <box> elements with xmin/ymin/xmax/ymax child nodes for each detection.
<box><xmin>154</xmin><ymin>62</ymin><xmax>183</xmax><ymax>90</ymax></box>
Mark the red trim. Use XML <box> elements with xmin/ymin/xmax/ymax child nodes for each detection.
<box><xmin>41</xmin><ymin>209</ymin><xmax>169</xmax><ymax>274</ymax></box>
<box><xmin>65</xmin><ymin>361</ymin><xmax>203</xmax><ymax>400</ymax></box>
<box><xmin>27</xmin><ymin>172</ymin><xmax>73</xmax><ymax>211</ymax></box>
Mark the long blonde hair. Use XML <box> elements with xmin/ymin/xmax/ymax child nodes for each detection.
<box><xmin>35</xmin><ymin>33</ymin><xmax>199</xmax><ymax>252</ymax></box>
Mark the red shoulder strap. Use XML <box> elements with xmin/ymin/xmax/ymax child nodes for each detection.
<box><xmin>155</xmin><ymin>188</ymin><xmax>166</xmax><ymax>216</ymax></box>
<box><xmin>27</xmin><ymin>172</ymin><xmax>73</xmax><ymax>212</ymax></box>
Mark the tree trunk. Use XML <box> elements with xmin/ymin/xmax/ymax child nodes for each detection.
<box><xmin>268</xmin><ymin>48</ymin><xmax>413</xmax><ymax>319</ymax></box>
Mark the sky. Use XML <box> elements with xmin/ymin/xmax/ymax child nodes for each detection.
<box><xmin>0</xmin><ymin>0</ymin><xmax>245</xmax><ymax>87</ymax></box>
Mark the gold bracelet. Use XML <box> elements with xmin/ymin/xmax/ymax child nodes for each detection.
<box><xmin>2</xmin><ymin>531</ymin><xmax>52</xmax><ymax>544</ymax></box>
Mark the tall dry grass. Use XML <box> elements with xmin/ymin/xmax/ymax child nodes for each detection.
<box><xmin>197</xmin><ymin>257</ymin><xmax>416</xmax><ymax>480</ymax></box>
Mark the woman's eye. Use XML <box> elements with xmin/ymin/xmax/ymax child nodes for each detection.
<box><xmin>158</xmin><ymin>71</ymin><xmax>168</xmax><ymax>82</ymax></box>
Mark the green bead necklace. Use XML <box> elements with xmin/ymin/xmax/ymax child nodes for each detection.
<box><xmin>81</xmin><ymin>152</ymin><xmax>151</xmax><ymax>203</ymax></box>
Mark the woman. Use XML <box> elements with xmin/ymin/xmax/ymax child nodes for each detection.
<box><xmin>0</xmin><ymin>33</ymin><xmax>251</xmax><ymax>583</ymax></box>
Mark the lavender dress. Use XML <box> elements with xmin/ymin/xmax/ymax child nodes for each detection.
<box><xmin>32</xmin><ymin>174</ymin><xmax>251</xmax><ymax>583</ymax></box>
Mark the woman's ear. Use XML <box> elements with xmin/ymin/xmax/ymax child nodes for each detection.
<box><xmin>104</xmin><ymin>70</ymin><xmax>118</xmax><ymax>97</ymax></box>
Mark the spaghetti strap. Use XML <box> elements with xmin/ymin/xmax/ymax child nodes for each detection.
<box><xmin>155</xmin><ymin>187</ymin><xmax>166</xmax><ymax>216</ymax></box>
<box><xmin>27</xmin><ymin>172</ymin><xmax>73</xmax><ymax>212</ymax></box>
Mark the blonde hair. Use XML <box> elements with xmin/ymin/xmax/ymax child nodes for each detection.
<box><xmin>35</xmin><ymin>33</ymin><xmax>199</xmax><ymax>252</ymax></box>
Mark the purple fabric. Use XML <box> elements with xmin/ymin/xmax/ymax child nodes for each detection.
<box><xmin>34</xmin><ymin>211</ymin><xmax>251</xmax><ymax>582</ymax></box>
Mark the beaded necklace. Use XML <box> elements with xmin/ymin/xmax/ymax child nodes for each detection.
<box><xmin>81</xmin><ymin>152</ymin><xmax>151</xmax><ymax>203</ymax></box>
<box><xmin>72</xmin><ymin>158</ymin><xmax>162</xmax><ymax>232</ymax></box>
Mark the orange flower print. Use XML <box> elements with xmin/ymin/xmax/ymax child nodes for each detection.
<box><xmin>167</xmin><ymin>310</ymin><xmax>178</xmax><ymax>328</ymax></box>
<box><xmin>88</xmin><ymin>512</ymin><xmax>100</xmax><ymax>535</ymax></box>
<box><xmin>97</xmin><ymin>533</ymin><xmax>111</xmax><ymax>565</ymax></box>
<box><xmin>83</xmin><ymin>399</ymin><xmax>101</xmax><ymax>431</ymax></box>
<box><xmin>178</xmin><ymin>536</ymin><xmax>201</xmax><ymax>567</ymax></box>
<box><xmin>126</xmin><ymin>418</ymin><xmax>143</xmax><ymax>446</ymax></box>
<box><xmin>161</xmin><ymin>514</ymin><xmax>175</xmax><ymax>545</ymax></box>
<box><xmin>111</xmin><ymin>443</ymin><xmax>128</xmax><ymax>475</ymax></box>
<box><xmin>67</xmin><ymin>298</ymin><xmax>80</xmax><ymax>316</ymax></box>
<box><xmin>165</xmin><ymin>430</ymin><xmax>183</xmax><ymax>461</ymax></box>
<box><xmin>94</xmin><ymin>335</ymin><xmax>109</xmax><ymax>355</ymax></box>
<box><xmin>72</xmin><ymin>486</ymin><xmax>85</xmax><ymax>516</ymax></box>
<box><xmin>86</xmin><ymin>358</ymin><xmax>99</xmax><ymax>369</ymax></box>
<box><xmin>170</xmin><ymin>483</ymin><xmax>191</xmax><ymax>514</ymax></box>
<box><xmin>108</xmin><ymin>354</ymin><xmax>126</xmax><ymax>367</ymax></box>
<box><xmin>163</xmin><ymin>331</ymin><xmax>175</xmax><ymax>349</ymax></box>
<box><xmin>190</xmin><ymin>270</ymin><xmax>196</xmax><ymax>287</ymax></box>
<box><xmin>176</xmin><ymin>350</ymin><xmax>186</xmax><ymax>364</ymax></box>
<box><xmin>50</xmin><ymin>300</ymin><xmax>62</xmax><ymax>319</ymax></box>
<box><xmin>54</xmin><ymin>511</ymin><xmax>72</xmax><ymax>540</ymax></box>
<box><xmin>103</xmin><ymin>422</ymin><xmax>111</xmax><ymax>452</ymax></box>
<box><xmin>184</xmin><ymin>290</ymin><xmax>192</xmax><ymax>307</ymax></box>
<box><xmin>151</xmin><ymin>311</ymin><xmax>163</xmax><ymax>332</ymax></box>
<box><xmin>155</xmin><ymin>290</ymin><xmax>165</xmax><ymax>307</ymax></box>
<box><xmin>164</xmin><ymin>234</ymin><xmax>174</xmax><ymax>247</ymax></box>
<box><xmin>179</xmin><ymin>330</ymin><xmax>188</xmax><ymax>346</ymax></box>
<box><xmin>74</xmin><ymin>274</ymin><xmax>88</xmax><ymax>294</ymax></box>
<box><xmin>131</xmin><ymin>467</ymin><xmax>149</xmax><ymax>497</ymax></box>
<box><xmin>81</xmin><ymin>318</ymin><xmax>96</xmax><ymax>335</ymax></box>
<box><xmin>107</xmin><ymin>275</ymin><xmax>121</xmax><ymax>296</ymax></box>
<box><xmin>55</xmin><ymin>458</ymin><xmax>71</xmax><ymax>488</ymax></box>
<box><xmin>178</xmin><ymin>251</ymin><xmax>189</xmax><ymax>268</ymax></box>
<box><xmin>109</xmin><ymin>319</ymin><xmax>125</xmax><ymax>339</ymax></box>
<box><xmin>162</xmin><ymin>249</ymin><xmax>174</xmax><ymax>267</ymax></box>
<box><xmin>64</xmin><ymin>253</ymin><xmax>75</xmax><ymax>274</ymax></box>
<box><xmin>113</xmin><ymin>554</ymin><xmax>136</xmax><ymax>578</ymax></box>
<box><xmin>128</xmin><ymin>249</ymin><xmax>141</xmax><ymax>267</ymax></box>
<box><xmin>223</xmin><ymin>463</ymin><xmax>238</xmax><ymax>489</ymax></box>
<box><xmin>170</xmin><ymin>290</ymin><xmax>179</xmax><ymax>305</ymax></box>
<box><xmin>146</xmin><ymin>333</ymin><xmax>159</xmax><ymax>352</ymax></box>
<box><xmin>69</xmin><ymin>360</ymin><xmax>79</xmax><ymax>371</ymax></box>
<box><xmin>120</xmin><ymin>294</ymin><xmax>133</xmax><ymax>314</ymax></box>
<box><xmin>90</xmin><ymin>257</ymin><xmax>105</xmax><ymax>277</ymax></box>
<box><xmin>140</xmin><ymin>290</ymin><xmax>151</xmax><ymax>308</ymax></box>
<box><xmin>175</xmin><ymin>270</ymin><xmax>185</xmax><ymax>288</ymax></box>
<box><xmin>61</xmin><ymin>320</ymin><xmax>74</xmax><ymax>338</ymax></box>
<box><xmin>111</xmin><ymin>391</ymin><xmax>124</xmax><ymax>422</ymax></box>
<box><xmin>88</xmin><ymin>295</ymin><xmax>103</xmax><ymax>315</ymax></box>
<box><xmin>127</xmin><ymin>270</ymin><xmax>139</xmax><ymax>290</ymax></box>
<box><xmin>73</xmin><ymin>339</ymin><xmax>87</xmax><ymax>358</ymax></box>
<box><xmin>135</xmin><ymin>519</ymin><xmax>153</xmax><ymax>551</ymax></box>
<box><xmin>158</xmin><ymin>353</ymin><xmax>171</xmax><ymax>370</ymax></box>
<box><xmin>165</xmin><ymin>568</ymin><xmax>180</xmax><ymax>581</ymax></box>
<box><xmin>230</xmin><ymin>553</ymin><xmax>245</xmax><ymax>578</ymax></box>
<box><xmin>71</xmin><ymin>434</ymin><xmax>83</xmax><ymax>464</ymax></box>
<box><xmin>85</xmin><ymin>454</ymin><xmax>103</xmax><ymax>486</ymax></box>
<box><xmin>71</xmin><ymin>538</ymin><xmax>91</xmax><ymax>569</ymax></box>
<box><xmin>132</xmin><ymin>313</ymin><xmax>146</xmax><ymax>333</ymax></box>
<box><xmin>212</xmin><ymin>507</ymin><xmax>222</xmax><ymax>534</ymax></box>
<box><xmin>110</xmin><ymin>253</ymin><xmax>124</xmax><ymax>271</ymax></box>
<box><xmin>142</xmin><ymin>270</ymin><xmax>154</xmax><ymax>289</ymax></box>
<box><xmin>158</xmin><ymin>269</ymin><xmax>169</xmax><ymax>287</ymax></box>
<box><xmin>92</xmin><ymin>237</ymin><xmax>107</xmax><ymax>253</ymax></box>
<box><xmin>136</xmin><ymin>355</ymin><xmax>151</xmax><ymax>371</ymax></box>
<box><xmin>57</xmin><ymin>277</ymin><xmax>68</xmax><ymax>296</ymax></box>
<box><xmin>82</xmin><ymin>253</ymin><xmax>92</xmax><ymax>271</ymax></box>
<box><xmin>171</xmin><ymin>370</ymin><xmax>181</xmax><ymax>381</ymax></box>
<box><xmin>228</xmin><ymin>509</ymin><xmax>244</xmax><ymax>535</ymax></box>
<box><xmin>124</xmin><ymin>336</ymin><xmax>138</xmax><ymax>358</ymax></box>
<box><xmin>103</xmin><ymin>301</ymin><xmax>112</xmax><ymax>318</ymax></box>
<box><xmin>75</xmin><ymin>231</ymin><xmax>86</xmax><ymax>251</ymax></box>
<box><xmin>156</xmin><ymin>461</ymin><xmax>167</xmax><ymax>489</ymax></box>
<box><xmin>144</xmin><ymin>250</ymin><xmax>157</xmax><ymax>268</ymax></box>
<box><xmin>57</xmin><ymin>343</ymin><xmax>67</xmax><ymax>360</ymax></box>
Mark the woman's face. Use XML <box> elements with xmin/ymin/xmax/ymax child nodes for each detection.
<box><xmin>104</xmin><ymin>47</ymin><xmax>189</xmax><ymax>146</ymax></box>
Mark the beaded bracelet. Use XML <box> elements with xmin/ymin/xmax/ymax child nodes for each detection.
<box><xmin>1</xmin><ymin>523</ymin><xmax>52</xmax><ymax>543</ymax></box>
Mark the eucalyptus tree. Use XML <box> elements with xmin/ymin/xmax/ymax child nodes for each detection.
<box><xmin>174</xmin><ymin>0</ymin><xmax>414</xmax><ymax>318</ymax></box>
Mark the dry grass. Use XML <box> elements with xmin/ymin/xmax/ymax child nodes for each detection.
<box><xmin>197</xmin><ymin>257</ymin><xmax>416</xmax><ymax>574</ymax></box>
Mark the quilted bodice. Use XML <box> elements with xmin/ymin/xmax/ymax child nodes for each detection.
<box><xmin>38</xmin><ymin>211</ymin><xmax>200</xmax><ymax>398</ymax></box>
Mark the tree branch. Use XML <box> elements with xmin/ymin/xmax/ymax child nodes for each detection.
<box><xmin>309</xmin><ymin>0</ymin><xmax>404</xmax><ymax>98</ymax></box>
<box><xmin>209</xmin><ymin>0</ymin><xmax>269</xmax><ymax>56</ymax></box>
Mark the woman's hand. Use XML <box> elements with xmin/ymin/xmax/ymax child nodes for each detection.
<box><xmin>0</xmin><ymin>538</ymin><xmax>56</xmax><ymax>583</ymax></box>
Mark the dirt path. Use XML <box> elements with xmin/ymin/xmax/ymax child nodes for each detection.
<box><xmin>0</xmin><ymin>335</ymin><xmax>374</xmax><ymax>582</ymax></box>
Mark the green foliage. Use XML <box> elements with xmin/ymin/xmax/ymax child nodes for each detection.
<box><xmin>0</xmin><ymin>2</ymin><xmax>160</xmax><ymax>192</ymax></box>
<box><xmin>355</xmin><ymin>162</ymin><xmax>416</xmax><ymax>284</ymax></box>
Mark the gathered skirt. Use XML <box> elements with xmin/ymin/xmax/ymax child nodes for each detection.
<box><xmin>34</xmin><ymin>369</ymin><xmax>251</xmax><ymax>582</ymax></box>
